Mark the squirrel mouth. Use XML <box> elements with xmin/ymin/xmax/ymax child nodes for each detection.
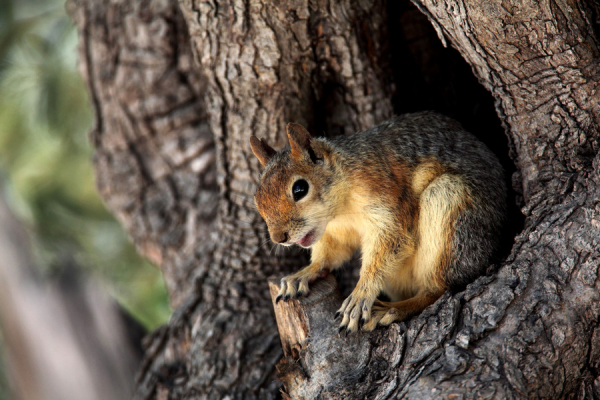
<box><xmin>297</xmin><ymin>229</ymin><xmax>316</xmax><ymax>248</ymax></box>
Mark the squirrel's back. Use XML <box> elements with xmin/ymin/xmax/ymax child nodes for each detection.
<box><xmin>329</xmin><ymin>112</ymin><xmax>503</xmax><ymax>190</ymax></box>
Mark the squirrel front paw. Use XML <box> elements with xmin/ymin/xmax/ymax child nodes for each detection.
<box><xmin>335</xmin><ymin>285</ymin><xmax>378</xmax><ymax>334</ymax></box>
<box><xmin>275</xmin><ymin>266</ymin><xmax>329</xmax><ymax>303</ymax></box>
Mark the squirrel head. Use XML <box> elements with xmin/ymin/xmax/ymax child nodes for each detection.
<box><xmin>250</xmin><ymin>123</ymin><xmax>335</xmax><ymax>248</ymax></box>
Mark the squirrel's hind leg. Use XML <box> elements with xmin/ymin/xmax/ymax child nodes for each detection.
<box><xmin>362</xmin><ymin>174</ymin><xmax>471</xmax><ymax>330</ymax></box>
<box><xmin>362</xmin><ymin>291</ymin><xmax>442</xmax><ymax>331</ymax></box>
<box><xmin>411</xmin><ymin>173</ymin><xmax>472</xmax><ymax>295</ymax></box>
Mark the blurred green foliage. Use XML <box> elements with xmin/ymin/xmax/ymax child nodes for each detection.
<box><xmin>0</xmin><ymin>0</ymin><xmax>171</xmax><ymax>331</ymax></box>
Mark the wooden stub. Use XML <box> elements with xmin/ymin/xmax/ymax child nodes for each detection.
<box><xmin>269</xmin><ymin>274</ymin><xmax>341</xmax><ymax>359</ymax></box>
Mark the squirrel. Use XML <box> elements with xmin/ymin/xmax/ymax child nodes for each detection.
<box><xmin>250</xmin><ymin>112</ymin><xmax>506</xmax><ymax>334</ymax></box>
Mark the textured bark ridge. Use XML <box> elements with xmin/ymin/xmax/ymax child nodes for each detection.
<box><xmin>68</xmin><ymin>0</ymin><xmax>216</xmax><ymax>308</ymax></box>
<box><xmin>68</xmin><ymin>0</ymin><xmax>600</xmax><ymax>398</ymax></box>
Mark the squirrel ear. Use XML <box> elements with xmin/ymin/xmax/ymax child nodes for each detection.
<box><xmin>250</xmin><ymin>136</ymin><xmax>276</xmax><ymax>166</ymax></box>
<box><xmin>286</xmin><ymin>123</ymin><xmax>313</xmax><ymax>161</ymax></box>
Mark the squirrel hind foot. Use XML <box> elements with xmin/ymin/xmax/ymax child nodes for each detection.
<box><xmin>362</xmin><ymin>292</ymin><xmax>442</xmax><ymax>331</ymax></box>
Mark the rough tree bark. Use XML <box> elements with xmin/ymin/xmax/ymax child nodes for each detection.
<box><xmin>68</xmin><ymin>0</ymin><xmax>600</xmax><ymax>399</ymax></box>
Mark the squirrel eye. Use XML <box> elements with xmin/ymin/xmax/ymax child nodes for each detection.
<box><xmin>292</xmin><ymin>179</ymin><xmax>309</xmax><ymax>201</ymax></box>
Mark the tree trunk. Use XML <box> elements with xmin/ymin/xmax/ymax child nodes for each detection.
<box><xmin>68</xmin><ymin>0</ymin><xmax>600</xmax><ymax>398</ymax></box>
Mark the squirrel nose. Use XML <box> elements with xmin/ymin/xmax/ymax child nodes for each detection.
<box><xmin>272</xmin><ymin>231</ymin><xmax>289</xmax><ymax>244</ymax></box>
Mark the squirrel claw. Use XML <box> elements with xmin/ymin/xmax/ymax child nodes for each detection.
<box><xmin>338</xmin><ymin>323</ymin><xmax>354</xmax><ymax>337</ymax></box>
<box><xmin>275</xmin><ymin>294</ymin><xmax>283</xmax><ymax>304</ymax></box>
